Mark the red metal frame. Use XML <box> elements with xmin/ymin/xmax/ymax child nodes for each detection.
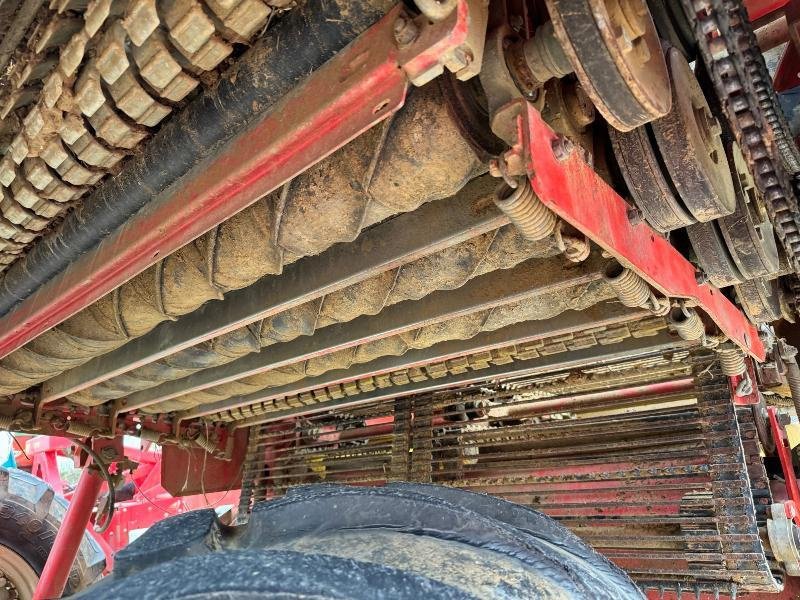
<box><xmin>507</xmin><ymin>102</ymin><xmax>765</xmax><ymax>359</ymax></box>
<box><xmin>33</xmin><ymin>466</ymin><xmax>104</xmax><ymax>600</ymax></box>
<box><xmin>0</xmin><ymin>1</ymin><xmax>485</xmax><ymax>361</ymax></box>
<box><xmin>774</xmin><ymin>42</ymin><xmax>800</xmax><ymax>92</ymax></box>
<box><xmin>745</xmin><ymin>0</ymin><xmax>790</xmax><ymax>22</ymax></box>
<box><xmin>24</xmin><ymin>437</ymin><xmax>240</xmax><ymax>556</ymax></box>
<box><xmin>767</xmin><ymin>405</ymin><xmax>800</xmax><ymax>525</ymax></box>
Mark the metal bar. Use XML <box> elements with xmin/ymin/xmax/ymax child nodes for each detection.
<box><xmin>178</xmin><ymin>303</ymin><xmax>649</xmax><ymax>422</ymax></box>
<box><xmin>0</xmin><ymin>1</ymin><xmax>484</xmax><ymax>360</ymax></box>
<box><xmin>745</xmin><ymin>0</ymin><xmax>789</xmax><ymax>23</ymax></box>
<box><xmin>40</xmin><ymin>181</ymin><xmax>507</xmax><ymax>403</ymax></box>
<box><xmin>32</xmin><ymin>467</ymin><xmax>104</xmax><ymax>600</ymax></box>
<box><xmin>120</xmin><ymin>253</ymin><xmax>606</xmax><ymax>414</ymax></box>
<box><xmin>232</xmin><ymin>331</ymin><xmax>687</xmax><ymax>427</ymax></box>
<box><xmin>515</xmin><ymin>102</ymin><xmax>765</xmax><ymax>359</ymax></box>
<box><xmin>768</xmin><ymin>406</ymin><xmax>800</xmax><ymax>511</ymax></box>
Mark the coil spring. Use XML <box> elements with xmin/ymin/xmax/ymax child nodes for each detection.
<box><xmin>0</xmin><ymin>416</ymin><xmax>11</xmax><ymax>430</ymax></box>
<box><xmin>195</xmin><ymin>434</ymin><xmax>217</xmax><ymax>454</ymax></box>
<box><xmin>718</xmin><ymin>346</ymin><xmax>747</xmax><ymax>377</ymax></box>
<box><xmin>494</xmin><ymin>179</ymin><xmax>557</xmax><ymax>242</ymax></box>
<box><xmin>67</xmin><ymin>421</ymin><xmax>95</xmax><ymax>437</ymax></box>
<box><xmin>668</xmin><ymin>307</ymin><xmax>705</xmax><ymax>341</ymax></box>
<box><xmin>603</xmin><ymin>261</ymin><xmax>654</xmax><ymax>308</ymax></box>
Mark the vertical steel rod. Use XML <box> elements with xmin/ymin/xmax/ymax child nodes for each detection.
<box><xmin>33</xmin><ymin>467</ymin><xmax>104</xmax><ymax>600</ymax></box>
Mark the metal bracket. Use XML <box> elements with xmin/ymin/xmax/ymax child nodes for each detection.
<box><xmin>495</xmin><ymin>99</ymin><xmax>765</xmax><ymax>360</ymax></box>
<box><xmin>768</xmin><ymin>501</ymin><xmax>800</xmax><ymax>576</ymax></box>
<box><xmin>768</xmin><ymin>405</ymin><xmax>800</xmax><ymax>527</ymax></box>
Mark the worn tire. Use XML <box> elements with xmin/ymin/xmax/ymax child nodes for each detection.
<box><xmin>79</xmin><ymin>483</ymin><xmax>643</xmax><ymax>599</ymax></box>
<box><xmin>0</xmin><ymin>467</ymin><xmax>105</xmax><ymax>598</ymax></box>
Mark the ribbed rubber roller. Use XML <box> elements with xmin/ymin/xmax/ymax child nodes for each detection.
<box><xmin>544</xmin><ymin>0</ymin><xmax>672</xmax><ymax>131</ymax></box>
<box><xmin>650</xmin><ymin>47</ymin><xmax>736</xmax><ymax>222</ymax></box>
<box><xmin>718</xmin><ymin>143</ymin><xmax>781</xmax><ymax>280</ymax></box>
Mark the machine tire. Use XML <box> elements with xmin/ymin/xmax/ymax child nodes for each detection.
<box><xmin>0</xmin><ymin>467</ymin><xmax>105</xmax><ymax>598</ymax></box>
<box><xmin>79</xmin><ymin>483</ymin><xmax>643</xmax><ymax>599</ymax></box>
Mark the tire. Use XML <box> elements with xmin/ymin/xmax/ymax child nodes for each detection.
<box><xmin>0</xmin><ymin>467</ymin><xmax>105</xmax><ymax>598</ymax></box>
<box><xmin>79</xmin><ymin>483</ymin><xmax>643</xmax><ymax>599</ymax></box>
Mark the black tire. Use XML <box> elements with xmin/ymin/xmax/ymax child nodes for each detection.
<box><xmin>80</xmin><ymin>483</ymin><xmax>643</xmax><ymax>599</ymax></box>
<box><xmin>0</xmin><ymin>467</ymin><xmax>105</xmax><ymax>598</ymax></box>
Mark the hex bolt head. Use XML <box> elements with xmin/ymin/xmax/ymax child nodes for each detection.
<box><xmin>100</xmin><ymin>446</ymin><xmax>118</xmax><ymax>462</ymax></box>
<box><xmin>393</xmin><ymin>16</ymin><xmax>419</xmax><ymax>49</ymax></box>
<box><xmin>695</xmin><ymin>269</ymin><xmax>709</xmax><ymax>285</ymax></box>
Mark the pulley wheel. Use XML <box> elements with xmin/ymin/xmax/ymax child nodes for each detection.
<box><xmin>718</xmin><ymin>143</ymin><xmax>781</xmax><ymax>280</ymax></box>
<box><xmin>650</xmin><ymin>48</ymin><xmax>736</xmax><ymax>222</ymax></box>
<box><xmin>735</xmin><ymin>278</ymin><xmax>782</xmax><ymax>323</ymax></box>
<box><xmin>609</xmin><ymin>121</ymin><xmax>694</xmax><ymax>233</ymax></box>
<box><xmin>544</xmin><ymin>0</ymin><xmax>672</xmax><ymax>132</ymax></box>
<box><xmin>645</xmin><ymin>0</ymin><xmax>696</xmax><ymax>60</ymax></box>
<box><xmin>686</xmin><ymin>219</ymin><xmax>743</xmax><ymax>288</ymax></box>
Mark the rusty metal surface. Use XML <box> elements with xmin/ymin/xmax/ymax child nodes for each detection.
<box><xmin>235</xmin><ymin>351</ymin><xmax>778</xmax><ymax>594</ymax></box>
<box><xmin>544</xmin><ymin>0</ymin><xmax>671</xmax><ymax>132</ymax></box>
<box><xmin>513</xmin><ymin>101</ymin><xmax>765</xmax><ymax>359</ymax></box>
<box><xmin>684</xmin><ymin>0</ymin><xmax>800</xmax><ymax>273</ymax></box>
<box><xmin>229</xmin><ymin>329</ymin><xmax>688</xmax><ymax>429</ymax></box>
<box><xmin>650</xmin><ymin>47</ymin><xmax>735</xmax><ymax>222</ymax></box>
<box><xmin>608</xmin><ymin>120</ymin><xmax>695</xmax><ymax>234</ymax></box>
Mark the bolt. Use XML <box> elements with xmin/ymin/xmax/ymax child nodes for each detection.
<box><xmin>626</xmin><ymin>206</ymin><xmax>643</xmax><ymax>226</ymax></box>
<box><xmin>449</xmin><ymin>46</ymin><xmax>474</xmax><ymax>71</ymax></box>
<box><xmin>393</xmin><ymin>16</ymin><xmax>418</xmax><ymax>49</ymax></box>
<box><xmin>551</xmin><ymin>136</ymin><xmax>574</xmax><ymax>160</ymax></box>
<box><xmin>100</xmin><ymin>446</ymin><xmax>118</xmax><ymax>462</ymax></box>
<box><xmin>49</xmin><ymin>416</ymin><xmax>67</xmax><ymax>431</ymax></box>
<box><xmin>695</xmin><ymin>270</ymin><xmax>709</xmax><ymax>285</ymax></box>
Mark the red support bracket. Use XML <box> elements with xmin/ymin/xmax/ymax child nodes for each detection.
<box><xmin>745</xmin><ymin>0</ymin><xmax>790</xmax><ymax>23</ymax></box>
<box><xmin>504</xmin><ymin>101</ymin><xmax>764</xmax><ymax>360</ymax></box>
<box><xmin>768</xmin><ymin>405</ymin><xmax>800</xmax><ymax>525</ymax></box>
<box><xmin>33</xmin><ymin>466</ymin><xmax>104</xmax><ymax>600</ymax></box>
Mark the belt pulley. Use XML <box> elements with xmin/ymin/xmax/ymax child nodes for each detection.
<box><xmin>610</xmin><ymin>47</ymin><xmax>734</xmax><ymax>231</ymax></box>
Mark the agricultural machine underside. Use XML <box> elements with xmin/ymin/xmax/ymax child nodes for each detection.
<box><xmin>0</xmin><ymin>0</ymin><xmax>800</xmax><ymax>597</ymax></box>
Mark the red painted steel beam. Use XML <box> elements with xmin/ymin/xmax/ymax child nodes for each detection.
<box><xmin>0</xmin><ymin>1</ymin><xmax>484</xmax><ymax>360</ymax></box>
<box><xmin>768</xmin><ymin>405</ymin><xmax>800</xmax><ymax>520</ymax></box>
<box><xmin>745</xmin><ymin>0</ymin><xmax>789</xmax><ymax>23</ymax></box>
<box><xmin>33</xmin><ymin>467</ymin><xmax>104</xmax><ymax>600</ymax></box>
<box><xmin>514</xmin><ymin>103</ymin><xmax>765</xmax><ymax>360</ymax></box>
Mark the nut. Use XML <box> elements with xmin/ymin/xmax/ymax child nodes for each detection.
<box><xmin>393</xmin><ymin>16</ymin><xmax>418</xmax><ymax>49</ymax></box>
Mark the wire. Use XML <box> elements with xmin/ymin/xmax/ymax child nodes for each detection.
<box><xmin>8</xmin><ymin>432</ymin><xmax>29</xmax><ymax>461</ymax></box>
<box><xmin>71</xmin><ymin>439</ymin><xmax>115</xmax><ymax>534</ymax></box>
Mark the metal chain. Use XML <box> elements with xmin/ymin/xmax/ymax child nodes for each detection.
<box><xmin>682</xmin><ymin>0</ymin><xmax>800</xmax><ymax>272</ymax></box>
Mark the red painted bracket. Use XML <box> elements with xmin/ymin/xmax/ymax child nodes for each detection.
<box><xmin>768</xmin><ymin>405</ymin><xmax>800</xmax><ymax>525</ymax></box>
<box><xmin>0</xmin><ymin>0</ymin><xmax>487</xmax><ymax>360</ymax></box>
<box><xmin>745</xmin><ymin>0</ymin><xmax>790</xmax><ymax>22</ymax></box>
<box><xmin>511</xmin><ymin>102</ymin><xmax>765</xmax><ymax>360</ymax></box>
